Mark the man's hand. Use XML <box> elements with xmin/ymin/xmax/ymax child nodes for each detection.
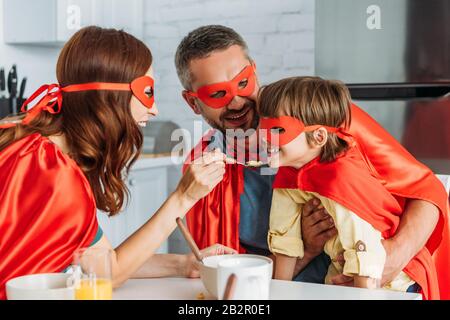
<box><xmin>293</xmin><ymin>198</ymin><xmax>338</xmax><ymax>276</ymax></box>
<box><xmin>379</xmin><ymin>238</ymin><xmax>407</xmax><ymax>286</ymax></box>
<box><xmin>380</xmin><ymin>199</ymin><xmax>439</xmax><ymax>286</ymax></box>
<box><xmin>301</xmin><ymin>198</ymin><xmax>337</xmax><ymax>258</ymax></box>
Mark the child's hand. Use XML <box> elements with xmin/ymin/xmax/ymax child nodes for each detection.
<box><xmin>330</xmin><ymin>274</ymin><xmax>354</xmax><ymax>287</ymax></box>
<box><xmin>330</xmin><ymin>254</ymin><xmax>354</xmax><ymax>286</ymax></box>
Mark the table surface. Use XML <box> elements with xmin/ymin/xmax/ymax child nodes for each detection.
<box><xmin>113</xmin><ymin>277</ymin><xmax>422</xmax><ymax>300</ymax></box>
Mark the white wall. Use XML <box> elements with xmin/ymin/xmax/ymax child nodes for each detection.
<box><xmin>144</xmin><ymin>0</ymin><xmax>315</xmax><ymax>136</ymax></box>
<box><xmin>0</xmin><ymin>0</ymin><xmax>61</xmax><ymax>98</ymax></box>
<box><xmin>1</xmin><ymin>0</ymin><xmax>315</xmax><ymax>132</ymax></box>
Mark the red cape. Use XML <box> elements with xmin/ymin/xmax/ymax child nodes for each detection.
<box><xmin>183</xmin><ymin>130</ymin><xmax>245</xmax><ymax>252</ymax></box>
<box><xmin>0</xmin><ymin>133</ymin><xmax>98</xmax><ymax>299</ymax></box>
<box><xmin>273</xmin><ymin>147</ymin><xmax>439</xmax><ymax>299</ymax></box>
<box><xmin>184</xmin><ymin>103</ymin><xmax>449</xmax><ymax>298</ymax></box>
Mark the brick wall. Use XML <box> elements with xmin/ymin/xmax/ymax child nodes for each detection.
<box><xmin>143</xmin><ymin>0</ymin><xmax>315</xmax><ymax>136</ymax></box>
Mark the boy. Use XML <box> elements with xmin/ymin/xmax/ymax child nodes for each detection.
<box><xmin>259</xmin><ymin>76</ymin><xmax>439</xmax><ymax>299</ymax></box>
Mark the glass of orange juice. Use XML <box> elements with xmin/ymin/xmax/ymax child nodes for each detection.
<box><xmin>71</xmin><ymin>247</ymin><xmax>113</xmax><ymax>300</ymax></box>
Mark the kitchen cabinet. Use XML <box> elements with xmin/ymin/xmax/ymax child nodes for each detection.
<box><xmin>97</xmin><ymin>158</ymin><xmax>182</xmax><ymax>253</ymax></box>
<box><xmin>3</xmin><ymin>0</ymin><xmax>143</xmax><ymax>44</ymax></box>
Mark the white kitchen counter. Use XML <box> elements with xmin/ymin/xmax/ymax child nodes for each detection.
<box><xmin>113</xmin><ymin>278</ymin><xmax>421</xmax><ymax>300</ymax></box>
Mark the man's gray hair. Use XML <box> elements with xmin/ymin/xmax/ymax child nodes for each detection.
<box><xmin>175</xmin><ymin>25</ymin><xmax>250</xmax><ymax>90</ymax></box>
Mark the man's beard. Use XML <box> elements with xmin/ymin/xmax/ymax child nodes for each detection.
<box><xmin>202</xmin><ymin>100</ymin><xmax>265</xmax><ymax>163</ymax></box>
<box><xmin>204</xmin><ymin>99</ymin><xmax>259</xmax><ymax>135</ymax></box>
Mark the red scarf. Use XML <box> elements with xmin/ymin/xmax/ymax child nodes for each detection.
<box><xmin>0</xmin><ymin>133</ymin><xmax>98</xmax><ymax>299</ymax></box>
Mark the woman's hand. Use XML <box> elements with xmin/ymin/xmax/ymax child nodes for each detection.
<box><xmin>183</xmin><ymin>244</ymin><xmax>238</xmax><ymax>278</ymax></box>
<box><xmin>175</xmin><ymin>149</ymin><xmax>234</xmax><ymax>208</ymax></box>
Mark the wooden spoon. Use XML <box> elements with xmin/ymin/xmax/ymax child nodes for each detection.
<box><xmin>176</xmin><ymin>217</ymin><xmax>203</xmax><ymax>264</ymax></box>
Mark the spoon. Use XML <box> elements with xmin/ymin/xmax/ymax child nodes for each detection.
<box><xmin>176</xmin><ymin>217</ymin><xmax>203</xmax><ymax>264</ymax></box>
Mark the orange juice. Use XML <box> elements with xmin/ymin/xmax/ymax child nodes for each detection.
<box><xmin>75</xmin><ymin>278</ymin><xmax>113</xmax><ymax>300</ymax></box>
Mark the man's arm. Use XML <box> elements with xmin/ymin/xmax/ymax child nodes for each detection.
<box><xmin>330</xmin><ymin>199</ymin><xmax>440</xmax><ymax>286</ymax></box>
<box><xmin>380</xmin><ymin>199</ymin><xmax>439</xmax><ymax>285</ymax></box>
<box><xmin>298</xmin><ymin>197</ymin><xmax>440</xmax><ymax>285</ymax></box>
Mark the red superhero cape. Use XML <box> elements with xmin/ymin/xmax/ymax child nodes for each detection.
<box><xmin>183</xmin><ymin>129</ymin><xmax>245</xmax><ymax>253</ymax></box>
<box><xmin>184</xmin><ymin>103</ymin><xmax>449</xmax><ymax>297</ymax></box>
<box><xmin>0</xmin><ymin>133</ymin><xmax>99</xmax><ymax>299</ymax></box>
<box><xmin>273</xmin><ymin>147</ymin><xmax>439</xmax><ymax>300</ymax></box>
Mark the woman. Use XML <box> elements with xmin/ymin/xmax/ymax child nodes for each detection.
<box><xmin>0</xmin><ymin>26</ymin><xmax>233</xmax><ymax>299</ymax></box>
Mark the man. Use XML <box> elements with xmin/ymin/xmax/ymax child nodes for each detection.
<box><xmin>174</xmin><ymin>25</ymin><xmax>449</xmax><ymax>296</ymax></box>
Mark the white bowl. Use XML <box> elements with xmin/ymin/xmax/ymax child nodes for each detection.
<box><xmin>197</xmin><ymin>254</ymin><xmax>273</xmax><ymax>299</ymax></box>
<box><xmin>6</xmin><ymin>273</ymin><xmax>74</xmax><ymax>300</ymax></box>
<box><xmin>217</xmin><ymin>255</ymin><xmax>273</xmax><ymax>300</ymax></box>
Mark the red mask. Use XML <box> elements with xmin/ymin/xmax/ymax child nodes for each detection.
<box><xmin>186</xmin><ymin>64</ymin><xmax>256</xmax><ymax>109</ymax></box>
<box><xmin>259</xmin><ymin>116</ymin><xmax>354</xmax><ymax>146</ymax></box>
<box><xmin>0</xmin><ymin>75</ymin><xmax>155</xmax><ymax>128</ymax></box>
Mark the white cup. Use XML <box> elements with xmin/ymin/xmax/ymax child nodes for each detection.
<box><xmin>6</xmin><ymin>273</ymin><xmax>75</xmax><ymax>300</ymax></box>
<box><xmin>197</xmin><ymin>254</ymin><xmax>236</xmax><ymax>298</ymax></box>
<box><xmin>217</xmin><ymin>255</ymin><xmax>273</xmax><ymax>300</ymax></box>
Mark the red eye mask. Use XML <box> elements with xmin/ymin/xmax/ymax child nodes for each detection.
<box><xmin>0</xmin><ymin>75</ymin><xmax>155</xmax><ymax>128</ymax></box>
<box><xmin>259</xmin><ymin>116</ymin><xmax>354</xmax><ymax>146</ymax></box>
<box><xmin>186</xmin><ymin>64</ymin><xmax>256</xmax><ymax>109</ymax></box>
<box><xmin>59</xmin><ymin>75</ymin><xmax>155</xmax><ymax>109</ymax></box>
<box><xmin>131</xmin><ymin>76</ymin><xmax>155</xmax><ymax>108</ymax></box>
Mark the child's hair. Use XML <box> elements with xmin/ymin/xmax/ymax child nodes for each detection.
<box><xmin>258</xmin><ymin>76</ymin><xmax>352</xmax><ymax>162</ymax></box>
<box><xmin>0</xmin><ymin>26</ymin><xmax>152</xmax><ymax>216</ymax></box>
